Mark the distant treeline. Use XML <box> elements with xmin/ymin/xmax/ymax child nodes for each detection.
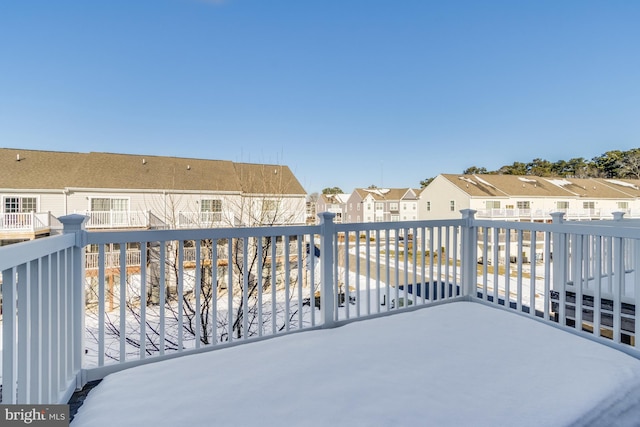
<box><xmin>420</xmin><ymin>148</ymin><xmax>640</xmax><ymax>188</ymax></box>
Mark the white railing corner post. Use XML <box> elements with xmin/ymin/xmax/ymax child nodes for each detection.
<box><xmin>318</xmin><ymin>211</ymin><xmax>336</xmax><ymax>328</ymax></box>
<box><xmin>59</xmin><ymin>214</ymin><xmax>88</xmax><ymax>246</ymax></box>
<box><xmin>460</xmin><ymin>209</ymin><xmax>477</xmax><ymax>298</ymax></box>
<box><xmin>58</xmin><ymin>214</ymin><xmax>88</xmax><ymax>390</ymax></box>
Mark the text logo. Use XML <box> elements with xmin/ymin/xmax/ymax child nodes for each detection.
<box><xmin>0</xmin><ymin>405</ymin><xmax>68</xmax><ymax>426</ymax></box>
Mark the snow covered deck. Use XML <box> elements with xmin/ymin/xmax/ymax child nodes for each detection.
<box><xmin>71</xmin><ymin>301</ymin><xmax>640</xmax><ymax>427</ymax></box>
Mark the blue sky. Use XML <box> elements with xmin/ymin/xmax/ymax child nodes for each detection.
<box><xmin>1</xmin><ymin>0</ymin><xmax>639</xmax><ymax>194</ymax></box>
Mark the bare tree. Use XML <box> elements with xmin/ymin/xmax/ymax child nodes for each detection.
<box><xmin>84</xmin><ymin>165</ymin><xmax>312</xmax><ymax>361</ymax></box>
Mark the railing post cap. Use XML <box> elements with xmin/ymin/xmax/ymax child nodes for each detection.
<box><xmin>58</xmin><ymin>214</ymin><xmax>88</xmax><ymax>235</ymax></box>
<box><xmin>460</xmin><ymin>209</ymin><xmax>477</xmax><ymax>220</ymax></box>
<box><xmin>318</xmin><ymin>211</ymin><xmax>336</xmax><ymax>221</ymax></box>
<box><xmin>59</xmin><ymin>214</ymin><xmax>88</xmax><ymax>225</ymax></box>
<box><xmin>612</xmin><ymin>211</ymin><xmax>626</xmax><ymax>221</ymax></box>
<box><xmin>550</xmin><ymin>212</ymin><xmax>565</xmax><ymax>223</ymax></box>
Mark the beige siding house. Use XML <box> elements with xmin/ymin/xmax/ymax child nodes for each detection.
<box><xmin>0</xmin><ymin>149</ymin><xmax>307</xmax><ymax>245</ymax></box>
<box><xmin>420</xmin><ymin>174</ymin><xmax>640</xmax><ymax>221</ymax></box>
<box><xmin>315</xmin><ymin>193</ymin><xmax>349</xmax><ymax>224</ymax></box>
<box><xmin>345</xmin><ymin>188</ymin><xmax>420</xmax><ymax>223</ymax></box>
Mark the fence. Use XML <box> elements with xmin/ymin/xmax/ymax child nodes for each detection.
<box><xmin>0</xmin><ymin>216</ymin><xmax>84</xmax><ymax>404</ymax></box>
<box><xmin>84</xmin><ymin>211</ymin><xmax>151</xmax><ymax>229</ymax></box>
<box><xmin>1</xmin><ymin>210</ymin><xmax>640</xmax><ymax>405</ymax></box>
<box><xmin>0</xmin><ymin>212</ymin><xmax>51</xmax><ymax>233</ymax></box>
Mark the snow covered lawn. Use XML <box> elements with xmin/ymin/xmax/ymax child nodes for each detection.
<box><xmin>72</xmin><ymin>301</ymin><xmax>640</xmax><ymax>427</ymax></box>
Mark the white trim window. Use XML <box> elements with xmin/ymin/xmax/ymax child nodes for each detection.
<box><xmin>260</xmin><ymin>199</ymin><xmax>280</xmax><ymax>224</ymax></box>
<box><xmin>89</xmin><ymin>197</ymin><xmax>130</xmax><ymax>226</ymax></box>
<box><xmin>262</xmin><ymin>199</ymin><xmax>278</xmax><ymax>214</ymax></box>
<box><xmin>201</xmin><ymin>199</ymin><xmax>223</xmax><ymax>222</ymax></box>
<box><xmin>90</xmin><ymin>197</ymin><xmax>129</xmax><ymax>212</ymax></box>
<box><xmin>3</xmin><ymin>196</ymin><xmax>37</xmax><ymax>213</ymax></box>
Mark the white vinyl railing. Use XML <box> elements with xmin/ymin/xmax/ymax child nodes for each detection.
<box><xmin>2</xmin><ymin>210</ymin><xmax>640</xmax><ymax>405</ymax></box>
<box><xmin>84</xmin><ymin>211</ymin><xmax>151</xmax><ymax>229</ymax></box>
<box><xmin>177</xmin><ymin>211</ymin><xmax>224</xmax><ymax>228</ymax></box>
<box><xmin>0</xmin><ymin>216</ymin><xmax>84</xmax><ymax>405</ymax></box>
<box><xmin>85</xmin><ymin>250</ymin><xmax>142</xmax><ymax>270</ymax></box>
<box><xmin>476</xmin><ymin>207</ymin><xmax>639</xmax><ymax>221</ymax></box>
<box><xmin>0</xmin><ymin>212</ymin><xmax>51</xmax><ymax>232</ymax></box>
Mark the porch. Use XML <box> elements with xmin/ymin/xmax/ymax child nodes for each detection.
<box><xmin>0</xmin><ymin>210</ymin><xmax>159</xmax><ymax>242</ymax></box>
<box><xmin>0</xmin><ymin>212</ymin><xmax>56</xmax><ymax>243</ymax></box>
<box><xmin>2</xmin><ymin>210</ymin><xmax>640</xmax><ymax>424</ymax></box>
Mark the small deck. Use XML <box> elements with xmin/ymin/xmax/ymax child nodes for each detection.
<box><xmin>70</xmin><ymin>301</ymin><xmax>640</xmax><ymax>427</ymax></box>
<box><xmin>2</xmin><ymin>210</ymin><xmax>640</xmax><ymax>418</ymax></box>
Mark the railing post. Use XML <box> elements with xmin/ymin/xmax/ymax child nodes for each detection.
<box><xmin>460</xmin><ymin>209</ymin><xmax>477</xmax><ymax>298</ymax></box>
<box><xmin>612</xmin><ymin>211</ymin><xmax>625</xmax><ymax>222</ymax></box>
<box><xmin>550</xmin><ymin>212</ymin><xmax>566</xmax><ymax>324</ymax></box>
<box><xmin>58</xmin><ymin>214</ymin><xmax>88</xmax><ymax>391</ymax></box>
<box><xmin>550</xmin><ymin>212</ymin><xmax>566</xmax><ymax>292</ymax></box>
<box><xmin>318</xmin><ymin>212</ymin><xmax>336</xmax><ymax>328</ymax></box>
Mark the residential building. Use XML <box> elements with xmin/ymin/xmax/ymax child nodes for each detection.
<box><xmin>419</xmin><ymin>174</ymin><xmax>640</xmax><ymax>221</ymax></box>
<box><xmin>0</xmin><ymin>148</ymin><xmax>307</xmax><ymax>245</ymax></box>
<box><xmin>315</xmin><ymin>193</ymin><xmax>349</xmax><ymax>223</ymax></box>
<box><xmin>345</xmin><ymin>188</ymin><xmax>420</xmax><ymax>223</ymax></box>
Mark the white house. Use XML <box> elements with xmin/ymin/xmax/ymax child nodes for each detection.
<box><xmin>0</xmin><ymin>148</ymin><xmax>307</xmax><ymax>245</ymax></box>
<box><xmin>417</xmin><ymin>173</ymin><xmax>640</xmax><ymax>265</ymax></box>
<box><xmin>345</xmin><ymin>188</ymin><xmax>420</xmax><ymax>223</ymax></box>
<box><xmin>419</xmin><ymin>174</ymin><xmax>640</xmax><ymax>221</ymax></box>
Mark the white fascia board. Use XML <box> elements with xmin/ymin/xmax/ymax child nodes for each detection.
<box><xmin>64</xmin><ymin>187</ymin><xmax>242</xmax><ymax>195</ymax></box>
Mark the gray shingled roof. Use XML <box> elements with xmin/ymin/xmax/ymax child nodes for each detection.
<box><xmin>0</xmin><ymin>148</ymin><xmax>305</xmax><ymax>194</ymax></box>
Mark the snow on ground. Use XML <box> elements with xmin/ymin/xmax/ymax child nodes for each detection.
<box><xmin>82</xmin><ymin>271</ymin><xmax>389</xmax><ymax>366</ymax></box>
<box><xmin>72</xmin><ymin>301</ymin><xmax>640</xmax><ymax>427</ymax></box>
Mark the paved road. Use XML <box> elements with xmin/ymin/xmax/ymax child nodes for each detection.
<box><xmin>340</xmin><ymin>243</ymin><xmax>431</xmax><ymax>289</ymax></box>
